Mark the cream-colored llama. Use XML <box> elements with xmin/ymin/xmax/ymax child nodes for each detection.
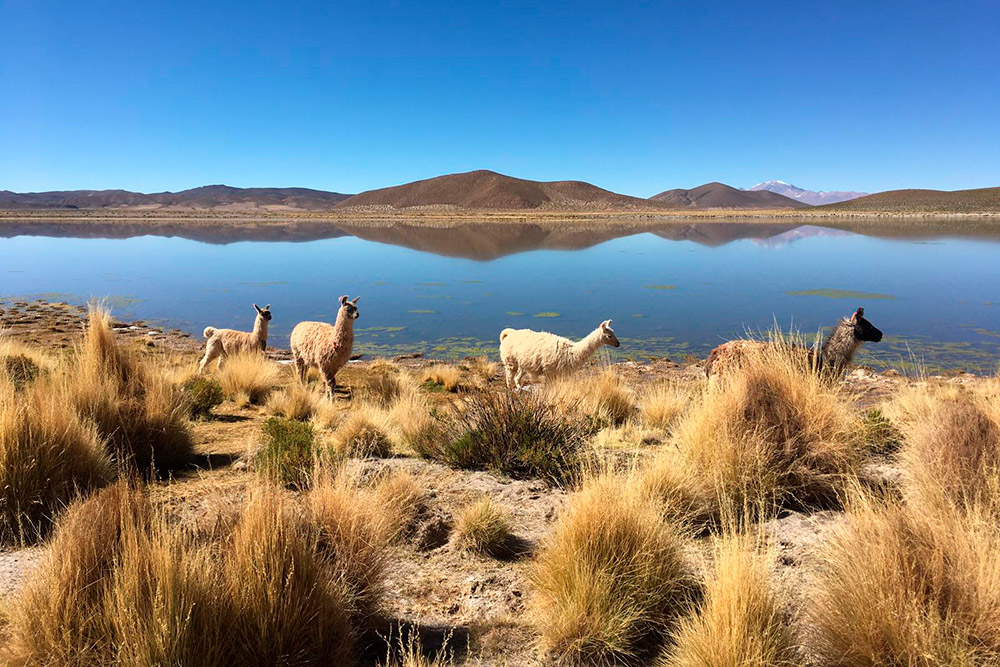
<box><xmin>289</xmin><ymin>295</ymin><xmax>360</xmax><ymax>400</ymax></box>
<box><xmin>198</xmin><ymin>303</ymin><xmax>271</xmax><ymax>372</ymax></box>
<box><xmin>499</xmin><ymin>320</ymin><xmax>620</xmax><ymax>389</ymax></box>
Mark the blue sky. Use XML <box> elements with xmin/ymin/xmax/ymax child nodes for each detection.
<box><xmin>1</xmin><ymin>0</ymin><xmax>998</xmax><ymax>196</ymax></box>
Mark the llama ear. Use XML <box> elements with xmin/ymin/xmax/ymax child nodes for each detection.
<box><xmin>264</xmin><ymin>304</ymin><xmax>270</xmax><ymax>310</ymax></box>
<box><xmin>852</xmin><ymin>307</ymin><xmax>864</xmax><ymax>321</ymax></box>
<box><xmin>253</xmin><ymin>303</ymin><xmax>262</xmax><ymax>313</ymax></box>
<box><xmin>351</xmin><ymin>296</ymin><xmax>360</xmax><ymax>304</ymax></box>
<box><xmin>338</xmin><ymin>295</ymin><xmax>349</xmax><ymax>306</ymax></box>
<box><xmin>602</xmin><ymin>319</ymin><xmax>613</xmax><ymax>329</ymax></box>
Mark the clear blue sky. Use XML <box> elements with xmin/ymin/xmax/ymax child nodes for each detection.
<box><xmin>1</xmin><ymin>0</ymin><xmax>998</xmax><ymax>197</ymax></box>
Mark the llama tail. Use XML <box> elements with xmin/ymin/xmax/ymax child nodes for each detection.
<box><xmin>500</xmin><ymin>328</ymin><xmax>514</xmax><ymax>342</ymax></box>
<box><xmin>203</xmin><ymin>326</ymin><xmax>217</xmax><ymax>339</ymax></box>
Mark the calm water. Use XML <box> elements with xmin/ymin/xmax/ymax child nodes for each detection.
<box><xmin>2</xmin><ymin>220</ymin><xmax>999</xmax><ymax>372</ymax></box>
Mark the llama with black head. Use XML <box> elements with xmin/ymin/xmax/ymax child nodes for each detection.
<box><xmin>199</xmin><ymin>303</ymin><xmax>272</xmax><ymax>372</ymax></box>
<box><xmin>706</xmin><ymin>307</ymin><xmax>883</xmax><ymax>378</ymax></box>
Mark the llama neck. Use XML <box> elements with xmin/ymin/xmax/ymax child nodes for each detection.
<box><xmin>568</xmin><ymin>327</ymin><xmax>605</xmax><ymax>370</ymax></box>
<box><xmin>252</xmin><ymin>315</ymin><xmax>269</xmax><ymax>343</ymax></box>
<box><xmin>819</xmin><ymin>319</ymin><xmax>862</xmax><ymax>372</ymax></box>
<box><xmin>333</xmin><ymin>310</ymin><xmax>355</xmax><ymax>344</ymax></box>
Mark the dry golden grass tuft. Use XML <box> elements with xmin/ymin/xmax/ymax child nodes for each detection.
<box><xmin>639</xmin><ymin>381</ymin><xmax>693</xmax><ymax>432</ymax></box>
<box><xmin>331</xmin><ymin>405</ymin><xmax>394</xmax><ymax>458</ymax></box>
<box><xmin>357</xmin><ymin>359</ymin><xmax>405</xmax><ymax>407</ymax></box>
<box><xmin>386</xmin><ymin>388</ymin><xmax>444</xmax><ymax>455</ymax></box>
<box><xmin>2</xmin><ymin>476</ymin><xmax>405</xmax><ymax>665</ymax></box>
<box><xmin>63</xmin><ymin>306</ymin><xmax>192</xmax><ymax>473</ymax></box>
<box><xmin>549</xmin><ymin>369</ymin><xmax>635</xmax><ymax>426</ymax></box>
<box><xmin>380</xmin><ymin>630</ymin><xmax>455</xmax><ymax>667</ymax></box>
<box><xmin>309</xmin><ymin>468</ymin><xmax>397</xmax><ymax>617</ymax></box>
<box><xmin>216</xmin><ymin>352</ymin><xmax>281</xmax><ymax>405</ymax></box>
<box><xmin>453</xmin><ymin>496</ymin><xmax>512</xmax><ymax>557</ymax></box>
<box><xmin>899</xmin><ymin>394</ymin><xmax>1000</xmax><ymax>517</ymax></box>
<box><xmin>661</xmin><ymin>530</ymin><xmax>799</xmax><ymax>667</ymax></box>
<box><xmin>531</xmin><ymin>473</ymin><xmax>694</xmax><ymax>665</ymax></box>
<box><xmin>265</xmin><ymin>381</ymin><xmax>320</xmax><ymax>420</ymax></box>
<box><xmin>670</xmin><ymin>344</ymin><xmax>860</xmax><ymax>517</ymax></box>
<box><xmin>803</xmin><ymin>491</ymin><xmax>1000</xmax><ymax>665</ymax></box>
<box><xmin>372</xmin><ymin>469</ymin><xmax>427</xmax><ymax>541</ymax></box>
<box><xmin>0</xmin><ymin>336</ymin><xmax>55</xmax><ymax>389</ymax></box>
<box><xmin>0</xmin><ymin>378</ymin><xmax>112</xmax><ymax>545</ymax></box>
<box><xmin>468</xmin><ymin>356</ymin><xmax>499</xmax><ymax>385</ymax></box>
<box><xmin>422</xmin><ymin>364</ymin><xmax>464</xmax><ymax>392</ymax></box>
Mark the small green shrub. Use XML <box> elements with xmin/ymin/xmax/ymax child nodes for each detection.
<box><xmin>256</xmin><ymin>417</ymin><xmax>316</xmax><ymax>490</ymax></box>
<box><xmin>2</xmin><ymin>354</ymin><xmax>40</xmax><ymax>390</ymax></box>
<box><xmin>859</xmin><ymin>408</ymin><xmax>903</xmax><ymax>455</ymax></box>
<box><xmin>181</xmin><ymin>377</ymin><xmax>224</xmax><ymax>419</ymax></box>
<box><xmin>418</xmin><ymin>390</ymin><xmax>585</xmax><ymax>485</ymax></box>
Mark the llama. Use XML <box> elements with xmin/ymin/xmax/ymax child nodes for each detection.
<box><xmin>290</xmin><ymin>295</ymin><xmax>360</xmax><ymax>400</ymax></box>
<box><xmin>705</xmin><ymin>307</ymin><xmax>883</xmax><ymax>378</ymax></box>
<box><xmin>198</xmin><ymin>303</ymin><xmax>272</xmax><ymax>372</ymax></box>
<box><xmin>499</xmin><ymin>320</ymin><xmax>620</xmax><ymax>389</ymax></box>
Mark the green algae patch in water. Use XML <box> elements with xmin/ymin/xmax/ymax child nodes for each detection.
<box><xmin>532</xmin><ymin>312</ymin><xmax>561</xmax><ymax>318</ymax></box>
<box><xmin>787</xmin><ymin>289</ymin><xmax>897</xmax><ymax>300</ymax></box>
<box><xmin>408</xmin><ymin>309</ymin><xmax>436</xmax><ymax>315</ymax></box>
<box><xmin>644</xmin><ymin>284</ymin><xmax>677</xmax><ymax>291</ymax></box>
<box><xmin>505</xmin><ymin>311</ymin><xmax>525</xmax><ymax>317</ymax></box>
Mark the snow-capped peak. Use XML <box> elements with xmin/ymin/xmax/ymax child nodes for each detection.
<box><xmin>746</xmin><ymin>180</ymin><xmax>868</xmax><ymax>206</ymax></box>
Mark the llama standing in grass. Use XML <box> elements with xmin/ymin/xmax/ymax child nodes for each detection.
<box><xmin>290</xmin><ymin>295</ymin><xmax>360</xmax><ymax>400</ymax></box>
<box><xmin>705</xmin><ymin>307</ymin><xmax>883</xmax><ymax>378</ymax></box>
<box><xmin>499</xmin><ymin>320</ymin><xmax>620</xmax><ymax>390</ymax></box>
<box><xmin>198</xmin><ymin>303</ymin><xmax>272</xmax><ymax>372</ymax></box>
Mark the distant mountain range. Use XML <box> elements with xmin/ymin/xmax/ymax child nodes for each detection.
<box><xmin>1</xmin><ymin>172</ymin><xmax>996</xmax><ymax>213</ymax></box>
<box><xmin>650</xmin><ymin>182</ymin><xmax>810</xmax><ymax>209</ymax></box>
<box><xmin>0</xmin><ymin>185</ymin><xmax>352</xmax><ymax>211</ymax></box>
<box><xmin>748</xmin><ymin>180</ymin><xmax>867</xmax><ymax>206</ymax></box>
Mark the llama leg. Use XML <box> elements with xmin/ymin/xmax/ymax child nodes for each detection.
<box><xmin>322</xmin><ymin>370</ymin><xmax>337</xmax><ymax>401</ymax></box>
<box><xmin>199</xmin><ymin>341</ymin><xmax>219</xmax><ymax>373</ymax></box>
<box><xmin>504</xmin><ymin>360</ymin><xmax>517</xmax><ymax>390</ymax></box>
<box><xmin>293</xmin><ymin>355</ymin><xmax>307</xmax><ymax>383</ymax></box>
<box><xmin>513</xmin><ymin>368</ymin><xmax>526</xmax><ymax>390</ymax></box>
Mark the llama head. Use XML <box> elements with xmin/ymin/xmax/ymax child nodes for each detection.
<box><xmin>253</xmin><ymin>303</ymin><xmax>273</xmax><ymax>322</ymax></box>
<box><xmin>338</xmin><ymin>295</ymin><xmax>361</xmax><ymax>320</ymax></box>
<box><xmin>600</xmin><ymin>320</ymin><xmax>620</xmax><ymax>348</ymax></box>
<box><xmin>849</xmin><ymin>307</ymin><xmax>882</xmax><ymax>343</ymax></box>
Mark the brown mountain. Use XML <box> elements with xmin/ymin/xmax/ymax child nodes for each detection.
<box><xmin>334</xmin><ymin>170</ymin><xmax>661</xmax><ymax>211</ymax></box>
<box><xmin>649</xmin><ymin>182</ymin><xmax>811</xmax><ymax>209</ymax></box>
<box><xmin>0</xmin><ymin>185</ymin><xmax>352</xmax><ymax>211</ymax></box>
<box><xmin>820</xmin><ymin>186</ymin><xmax>1000</xmax><ymax>213</ymax></box>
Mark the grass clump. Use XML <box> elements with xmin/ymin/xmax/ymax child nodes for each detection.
<box><xmin>420</xmin><ymin>389</ymin><xmax>585</xmax><ymax>485</ymax></box>
<box><xmin>2</xmin><ymin>482</ymin><xmax>360</xmax><ymax>666</ymax></box>
<box><xmin>639</xmin><ymin>382</ymin><xmax>691</xmax><ymax>432</ymax></box>
<box><xmin>357</xmin><ymin>360</ymin><xmax>404</xmax><ymax>407</ymax></box>
<box><xmin>661</xmin><ymin>530</ymin><xmax>798</xmax><ymax>667</ymax></box>
<box><xmin>422</xmin><ymin>364</ymin><xmax>464</xmax><ymax>392</ymax></box>
<box><xmin>531</xmin><ymin>474</ymin><xmax>694</xmax><ymax>665</ymax></box>
<box><xmin>216</xmin><ymin>352</ymin><xmax>281</xmax><ymax>405</ymax></box>
<box><xmin>332</xmin><ymin>407</ymin><xmax>394</xmax><ymax>458</ymax></box>
<box><xmin>670</xmin><ymin>347</ymin><xmax>860</xmax><ymax>517</ymax></box>
<box><xmin>549</xmin><ymin>370</ymin><xmax>635</xmax><ymax>426</ymax></box>
<box><xmin>803</xmin><ymin>492</ymin><xmax>1000</xmax><ymax>665</ymax></box>
<box><xmin>0</xmin><ymin>381</ymin><xmax>112</xmax><ymax>545</ymax></box>
<box><xmin>899</xmin><ymin>395</ymin><xmax>1000</xmax><ymax>516</ymax></box>
<box><xmin>65</xmin><ymin>306</ymin><xmax>192</xmax><ymax>473</ymax></box>
<box><xmin>255</xmin><ymin>416</ymin><xmax>316</xmax><ymax>490</ymax></box>
<box><xmin>453</xmin><ymin>496</ymin><xmax>512</xmax><ymax>557</ymax></box>
<box><xmin>181</xmin><ymin>375</ymin><xmax>224</xmax><ymax>419</ymax></box>
<box><xmin>2</xmin><ymin>353</ymin><xmax>40</xmax><ymax>389</ymax></box>
<box><xmin>265</xmin><ymin>382</ymin><xmax>319</xmax><ymax>420</ymax></box>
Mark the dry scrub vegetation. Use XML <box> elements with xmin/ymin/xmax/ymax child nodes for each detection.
<box><xmin>2</xmin><ymin>307</ymin><xmax>1000</xmax><ymax>665</ymax></box>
